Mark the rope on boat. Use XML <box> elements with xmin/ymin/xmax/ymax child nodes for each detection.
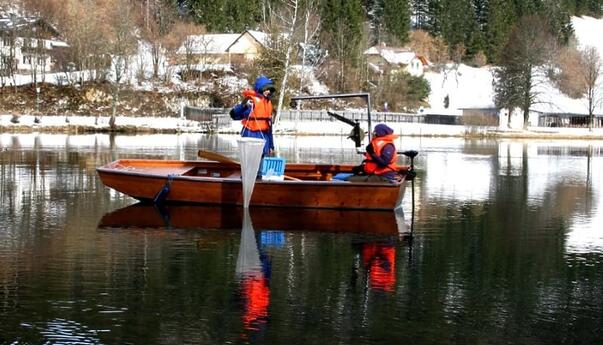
<box><xmin>153</xmin><ymin>174</ymin><xmax>175</xmax><ymax>204</ymax></box>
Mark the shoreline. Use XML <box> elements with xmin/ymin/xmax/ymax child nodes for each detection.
<box><xmin>2</xmin><ymin>114</ymin><xmax>603</xmax><ymax>140</ymax></box>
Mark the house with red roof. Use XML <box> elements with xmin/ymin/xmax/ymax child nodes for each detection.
<box><xmin>364</xmin><ymin>43</ymin><xmax>429</xmax><ymax>77</ymax></box>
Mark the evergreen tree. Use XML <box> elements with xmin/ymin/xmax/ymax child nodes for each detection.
<box><xmin>425</xmin><ymin>0</ymin><xmax>443</xmax><ymax>36</ymax></box>
<box><xmin>383</xmin><ymin>0</ymin><xmax>410</xmax><ymax>44</ymax></box>
<box><xmin>410</xmin><ymin>0</ymin><xmax>430</xmax><ymax>30</ymax></box>
<box><xmin>473</xmin><ymin>0</ymin><xmax>489</xmax><ymax>29</ymax></box>
<box><xmin>188</xmin><ymin>0</ymin><xmax>228</xmax><ymax>31</ymax></box>
<box><xmin>486</xmin><ymin>0</ymin><xmax>516</xmax><ymax>62</ymax></box>
<box><xmin>468</xmin><ymin>0</ymin><xmax>489</xmax><ymax>57</ymax></box>
<box><xmin>542</xmin><ymin>0</ymin><xmax>574</xmax><ymax>44</ymax></box>
<box><xmin>440</xmin><ymin>0</ymin><xmax>481</xmax><ymax>58</ymax></box>
<box><xmin>363</xmin><ymin>0</ymin><xmax>385</xmax><ymax>45</ymax></box>
<box><xmin>512</xmin><ymin>0</ymin><xmax>544</xmax><ymax>17</ymax></box>
<box><xmin>493</xmin><ymin>64</ymin><xmax>520</xmax><ymax>127</ymax></box>
<box><xmin>224</xmin><ymin>0</ymin><xmax>260</xmax><ymax>32</ymax></box>
<box><xmin>493</xmin><ymin>15</ymin><xmax>556</xmax><ymax>129</ymax></box>
<box><xmin>186</xmin><ymin>0</ymin><xmax>259</xmax><ymax>32</ymax></box>
<box><xmin>582</xmin><ymin>0</ymin><xmax>603</xmax><ymax>16</ymax></box>
<box><xmin>321</xmin><ymin>0</ymin><xmax>364</xmax><ymax>90</ymax></box>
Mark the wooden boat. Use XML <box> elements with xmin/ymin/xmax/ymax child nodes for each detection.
<box><xmin>97</xmin><ymin>159</ymin><xmax>410</xmax><ymax>210</ymax></box>
<box><xmin>98</xmin><ymin>203</ymin><xmax>406</xmax><ymax>235</ymax></box>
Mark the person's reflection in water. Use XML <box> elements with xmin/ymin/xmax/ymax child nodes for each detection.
<box><xmin>361</xmin><ymin>242</ymin><xmax>396</xmax><ymax>292</ymax></box>
<box><xmin>236</xmin><ymin>210</ymin><xmax>270</xmax><ymax>337</ymax></box>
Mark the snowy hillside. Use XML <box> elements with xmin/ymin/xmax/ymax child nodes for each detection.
<box><xmin>572</xmin><ymin>16</ymin><xmax>603</xmax><ymax>54</ymax></box>
<box><xmin>424</xmin><ymin>16</ymin><xmax>603</xmax><ymax>116</ymax></box>
<box><xmin>424</xmin><ymin>64</ymin><xmax>495</xmax><ymax>114</ymax></box>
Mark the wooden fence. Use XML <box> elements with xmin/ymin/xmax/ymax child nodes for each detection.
<box><xmin>183</xmin><ymin>106</ymin><xmax>462</xmax><ymax>129</ymax></box>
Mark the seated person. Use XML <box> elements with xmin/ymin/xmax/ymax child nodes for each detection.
<box><xmin>347</xmin><ymin>123</ymin><xmax>400</xmax><ymax>183</ymax></box>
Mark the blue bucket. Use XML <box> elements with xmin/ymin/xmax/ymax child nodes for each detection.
<box><xmin>261</xmin><ymin>157</ymin><xmax>286</xmax><ymax>178</ymax></box>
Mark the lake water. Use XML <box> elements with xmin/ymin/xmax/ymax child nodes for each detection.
<box><xmin>1</xmin><ymin>133</ymin><xmax>602</xmax><ymax>344</ymax></box>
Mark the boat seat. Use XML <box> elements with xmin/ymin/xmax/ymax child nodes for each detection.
<box><xmin>125</xmin><ymin>166</ymin><xmax>196</xmax><ymax>176</ymax></box>
<box><xmin>225</xmin><ymin>172</ymin><xmax>241</xmax><ymax>179</ymax></box>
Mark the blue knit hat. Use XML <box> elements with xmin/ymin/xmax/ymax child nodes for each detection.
<box><xmin>254</xmin><ymin>75</ymin><xmax>276</xmax><ymax>94</ymax></box>
<box><xmin>374</xmin><ymin>123</ymin><xmax>394</xmax><ymax>137</ymax></box>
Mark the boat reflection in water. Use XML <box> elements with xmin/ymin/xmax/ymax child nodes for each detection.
<box><xmin>97</xmin><ymin>203</ymin><xmax>407</xmax><ymax>236</ymax></box>
<box><xmin>98</xmin><ymin>203</ymin><xmax>409</xmax><ymax>335</ymax></box>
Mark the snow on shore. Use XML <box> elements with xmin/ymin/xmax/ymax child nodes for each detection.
<box><xmin>3</xmin><ymin>113</ymin><xmax>603</xmax><ymax>139</ymax></box>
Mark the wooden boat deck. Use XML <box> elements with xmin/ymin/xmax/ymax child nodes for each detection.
<box><xmin>110</xmin><ymin>162</ymin><xmax>197</xmax><ymax>176</ymax></box>
<box><xmin>104</xmin><ymin>159</ymin><xmax>358</xmax><ymax>182</ymax></box>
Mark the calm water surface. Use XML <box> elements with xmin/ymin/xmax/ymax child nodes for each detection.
<box><xmin>1</xmin><ymin>133</ymin><xmax>602</xmax><ymax>344</ymax></box>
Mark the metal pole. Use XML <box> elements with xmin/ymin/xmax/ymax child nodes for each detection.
<box><xmin>366</xmin><ymin>94</ymin><xmax>372</xmax><ymax>142</ymax></box>
<box><xmin>36</xmin><ymin>87</ymin><xmax>40</xmax><ymax>113</ymax></box>
<box><xmin>290</xmin><ymin>92</ymin><xmax>374</xmax><ymax>141</ymax></box>
<box><xmin>290</xmin><ymin>92</ymin><xmax>370</xmax><ymax>101</ymax></box>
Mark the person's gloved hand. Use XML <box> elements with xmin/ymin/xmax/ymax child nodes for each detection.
<box><xmin>366</xmin><ymin>143</ymin><xmax>374</xmax><ymax>154</ymax></box>
<box><xmin>241</xmin><ymin>97</ymin><xmax>252</xmax><ymax>107</ymax></box>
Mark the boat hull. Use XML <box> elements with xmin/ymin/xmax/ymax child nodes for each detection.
<box><xmin>97</xmin><ymin>159</ymin><xmax>407</xmax><ymax>210</ymax></box>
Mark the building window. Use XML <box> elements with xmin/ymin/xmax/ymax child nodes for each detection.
<box><xmin>23</xmin><ymin>55</ymin><xmax>32</xmax><ymax>64</ymax></box>
<box><xmin>2</xmin><ymin>36</ymin><xmax>11</xmax><ymax>46</ymax></box>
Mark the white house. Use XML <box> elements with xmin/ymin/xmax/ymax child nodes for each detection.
<box><xmin>0</xmin><ymin>13</ymin><xmax>69</xmax><ymax>73</ymax></box>
<box><xmin>363</xmin><ymin>43</ymin><xmax>429</xmax><ymax>76</ymax></box>
<box><xmin>226</xmin><ymin>30</ymin><xmax>269</xmax><ymax>61</ymax></box>
<box><xmin>177</xmin><ymin>30</ymin><xmax>269</xmax><ymax>66</ymax></box>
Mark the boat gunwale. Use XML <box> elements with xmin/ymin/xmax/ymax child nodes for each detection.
<box><xmin>96</xmin><ymin>159</ymin><xmax>406</xmax><ymax>188</ymax></box>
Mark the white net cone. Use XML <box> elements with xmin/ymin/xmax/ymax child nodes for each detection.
<box><xmin>235</xmin><ymin>209</ymin><xmax>261</xmax><ymax>276</ymax></box>
<box><xmin>237</xmin><ymin>137</ymin><xmax>265</xmax><ymax>208</ymax></box>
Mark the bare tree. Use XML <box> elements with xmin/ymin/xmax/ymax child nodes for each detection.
<box><xmin>61</xmin><ymin>0</ymin><xmax>109</xmax><ymax>84</ymax></box>
<box><xmin>22</xmin><ymin>27</ymin><xmax>49</xmax><ymax>96</ymax></box>
<box><xmin>578</xmin><ymin>46</ymin><xmax>602</xmax><ymax>131</ymax></box>
<box><xmin>195</xmin><ymin>35</ymin><xmax>214</xmax><ymax>83</ymax></box>
<box><xmin>409</xmin><ymin>29</ymin><xmax>449</xmax><ymax>66</ymax></box>
<box><xmin>0</xmin><ymin>13</ymin><xmax>19</xmax><ymax>90</ymax></box>
<box><xmin>274</xmin><ymin>0</ymin><xmax>301</xmax><ymax>123</ymax></box>
<box><xmin>162</xmin><ymin>21</ymin><xmax>203</xmax><ymax>84</ymax></box>
<box><xmin>181</xmin><ymin>35</ymin><xmax>196</xmax><ymax>80</ymax></box>
<box><xmin>105</xmin><ymin>0</ymin><xmax>138</xmax><ymax>129</ymax></box>
<box><xmin>140</xmin><ymin>0</ymin><xmax>177</xmax><ymax>80</ymax></box>
<box><xmin>173</xmin><ymin>23</ymin><xmax>205</xmax><ymax>82</ymax></box>
<box><xmin>256</xmin><ymin>0</ymin><xmax>322</xmax><ymax>121</ymax></box>
<box><xmin>552</xmin><ymin>44</ymin><xmax>585</xmax><ymax>98</ymax></box>
<box><xmin>298</xmin><ymin>0</ymin><xmax>322</xmax><ymax>95</ymax></box>
<box><xmin>21</xmin><ymin>0</ymin><xmax>64</xmax><ymax>22</ymax></box>
<box><xmin>25</xmin><ymin>37</ymin><xmax>45</xmax><ymax>116</ymax></box>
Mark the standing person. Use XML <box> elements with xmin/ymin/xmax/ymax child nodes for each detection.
<box><xmin>348</xmin><ymin>123</ymin><xmax>400</xmax><ymax>183</ymax></box>
<box><xmin>230</xmin><ymin>76</ymin><xmax>276</xmax><ymax>156</ymax></box>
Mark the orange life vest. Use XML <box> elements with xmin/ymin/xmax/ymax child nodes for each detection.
<box><xmin>241</xmin><ymin>275</ymin><xmax>270</xmax><ymax>330</ymax></box>
<box><xmin>362</xmin><ymin>244</ymin><xmax>396</xmax><ymax>292</ymax></box>
<box><xmin>363</xmin><ymin>134</ymin><xmax>399</xmax><ymax>175</ymax></box>
<box><xmin>241</xmin><ymin>89</ymin><xmax>273</xmax><ymax>132</ymax></box>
